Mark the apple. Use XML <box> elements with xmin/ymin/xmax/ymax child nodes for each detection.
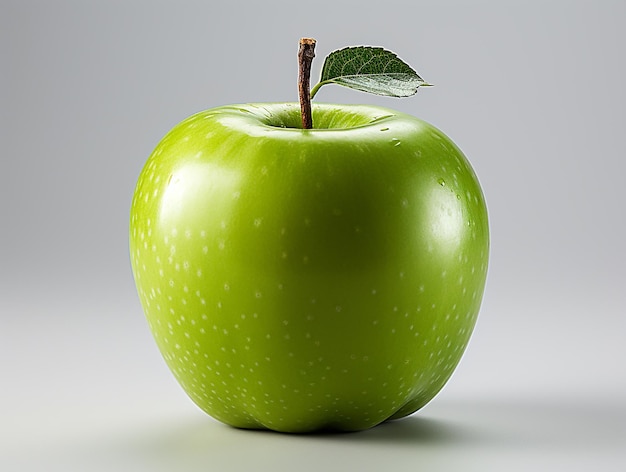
<box><xmin>129</xmin><ymin>101</ymin><xmax>489</xmax><ymax>433</ymax></box>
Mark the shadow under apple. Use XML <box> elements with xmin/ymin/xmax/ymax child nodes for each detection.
<box><xmin>92</xmin><ymin>397</ymin><xmax>625</xmax><ymax>471</ymax></box>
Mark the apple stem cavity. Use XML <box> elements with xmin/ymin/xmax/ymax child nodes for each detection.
<box><xmin>298</xmin><ymin>37</ymin><xmax>316</xmax><ymax>130</ymax></box>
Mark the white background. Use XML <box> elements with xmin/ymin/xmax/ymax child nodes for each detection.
<box><xmin>2</xmin><ymin>0</ymin><xmax>625</xmax><ymax>470</ymax></box>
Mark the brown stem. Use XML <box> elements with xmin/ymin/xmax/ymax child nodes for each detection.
<box><xmin>298</xmin><ymin>37</ymin><xmax>316</xmax><ymax>129</ymax></box>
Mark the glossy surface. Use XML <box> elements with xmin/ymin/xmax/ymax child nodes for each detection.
<box><xmin>130</xmin><ymin>103</ymin><xmax>489</xmax><ymax>432</ymax></box>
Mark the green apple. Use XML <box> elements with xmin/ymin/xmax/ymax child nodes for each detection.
<box><xmin>129</xmin><ymin>102</ymin><xmax>489</xmax><ymax>432</ymax></box>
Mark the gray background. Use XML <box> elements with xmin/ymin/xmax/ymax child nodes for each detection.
<box><xmin>2</xmin><ymin>0</ymin><xmax>625</xmax><ymax>470</ymax></box>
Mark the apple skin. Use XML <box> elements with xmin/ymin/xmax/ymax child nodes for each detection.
<box><xmin>130</xmin><ymin>102</ymin><xmax>489</xmax><ymax>433</ymax></box>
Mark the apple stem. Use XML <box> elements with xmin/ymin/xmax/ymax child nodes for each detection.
<box><xmin>298</xmin><ymin>37</ymin><xmax>316</xmax><ymax>129</ymax></box>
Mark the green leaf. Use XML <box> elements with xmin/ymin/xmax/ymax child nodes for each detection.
<box><xmin>311</xmin><ymin>46</ymin><xmax>430</xmax><ymax>99</ymax></box>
